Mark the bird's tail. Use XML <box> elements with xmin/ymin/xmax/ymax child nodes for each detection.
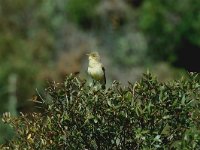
<box><xmin>100</xmin><ymin>76</ymin><xmax>106</xmax><ymax>89</ymax></box>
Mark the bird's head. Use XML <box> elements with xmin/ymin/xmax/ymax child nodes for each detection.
<box><xmin>87</xmin><ymin>51</ymin><xmax>101</xmax><ymax>61</ymax></box>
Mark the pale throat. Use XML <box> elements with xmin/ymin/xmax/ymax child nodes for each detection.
<box><xmin>88</xmin><ymin>58</ymin><xmax>102</xmax><ymax>68</ymax></box>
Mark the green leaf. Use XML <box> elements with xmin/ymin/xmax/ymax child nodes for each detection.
<box><xmin>181</xmin><ymin>95</ymin><xmax>186</xmax><ymax>105</ymax></box>
<box><xmin>116</xmin><ymin>138</ymin><xmax>120</xmax><ymax>146</ymax></box>
<box><xmin>161</xmin><ymin>124</ymin><xmax>171</xmax><ymax>135</ymax></box>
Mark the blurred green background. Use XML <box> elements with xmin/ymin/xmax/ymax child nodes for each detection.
<box><xmin>0</xmin><ymin>0</ymin><xmax>200</xmax><ymax>143</ymax></box>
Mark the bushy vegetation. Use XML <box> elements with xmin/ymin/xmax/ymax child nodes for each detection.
<box><xmin>0</xmin><ymin>0</ymin><xmax>59</xmax><ymax>141</ymax></box>
<box><xmin>1</xmin><ymin>73</ymin><xmax>200</xmax><ymax>149</ymax></box>
<box><xmin>66</xmin><ymin>0</ymin><xmax>100</xmax><ymax>29</ymax></box>
<box><xmin>66</xmin><ymin>0</ymin><xmax>200</xmax><ymax>64</ymax></box>
<box><xmin>138</xmin><ymin>0</ymin><xmax>200</xmax><ymax>62</ymax></box>
<box><xmin>0</xmin><ymin>0</ymin><xmax>199</xmax><ymax>145</ymax></box>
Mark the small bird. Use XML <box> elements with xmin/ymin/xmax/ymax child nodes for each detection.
<box><xmin>87</xmin><ymin>51</ymin><xmax>106</xmax><ymax>89</ymax></box>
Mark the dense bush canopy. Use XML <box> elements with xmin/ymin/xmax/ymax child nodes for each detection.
<box><xmin>1</xmin><ymin>73</ymin><xmax>200</xmax><ymax>149</ymax></box>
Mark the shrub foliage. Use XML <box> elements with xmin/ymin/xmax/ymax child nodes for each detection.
<box><xmin>1</xmin><ymin>73</ymin><xmax>200</xmax><ymax>149</ymax></box>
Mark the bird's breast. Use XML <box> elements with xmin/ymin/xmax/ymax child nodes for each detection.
<box><xmin>88</xmin><ymin>66</ymin><xmax>104</xmax><ymax>81</ymax></box>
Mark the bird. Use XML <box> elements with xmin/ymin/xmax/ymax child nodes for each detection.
<box><xmin>87</xmin><ymin>51</ymin><xmax>106</xmax><ymax>89</ymax></box>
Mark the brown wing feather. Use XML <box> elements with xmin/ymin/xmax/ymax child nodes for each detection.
<box><xmin>101</xmin><ymin>66</ymin><xmax>106</xmax><ymax>89</ymax></box>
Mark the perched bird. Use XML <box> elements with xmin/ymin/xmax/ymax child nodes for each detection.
<box><xmin>87</xmin><ymin>51</ymin><xmax>106</xmax><ymax>89</ymax></box>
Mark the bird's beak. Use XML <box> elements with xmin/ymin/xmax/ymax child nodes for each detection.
<box><xmin>86</xmin><ymin>53</ymin><xmax>90</xmax><ymax>56</ymax></box>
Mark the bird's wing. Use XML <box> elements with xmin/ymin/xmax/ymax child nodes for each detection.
<box><xmin>102</xmin><ymin>66</ymin><xmax>106</xmax><ymax>85</ymax></box>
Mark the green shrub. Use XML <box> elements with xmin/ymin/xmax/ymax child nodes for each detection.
<box><xmin>66</xmin><ymin>0</ymin><xmax>100</xmax><ymax>29</ymax></box>
<box><xmin>138</xmin><ymin>0</ymin><xmax>200</xmax><ymax>62</ymax></box>
<box><xmin>1</xmin><ymin>72</ymin><xmax>200</xmax><ymax>149</ymax></box>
